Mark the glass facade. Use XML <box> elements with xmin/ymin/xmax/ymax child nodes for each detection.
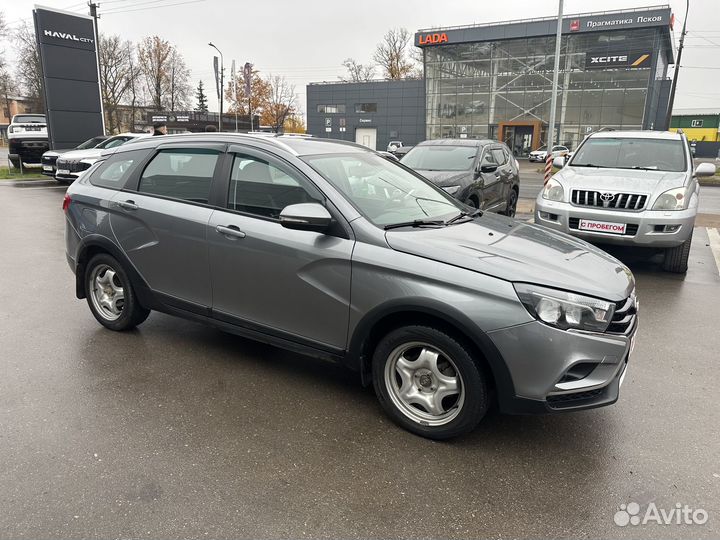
<box><xmin>424</xmin><ymin>27</ymin><xmax>667</xmax><ymax>155</ymax></box>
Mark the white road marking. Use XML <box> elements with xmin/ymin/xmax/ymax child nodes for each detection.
<box><xmin>707</xmin><ymin>227</ymin><xmax>720</xmax><ymax>276</ymax></box>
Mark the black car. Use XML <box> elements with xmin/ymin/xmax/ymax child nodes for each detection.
<box><xmin>400</xmin><ymin>139</ymin><xmax>520</xmax><ymax>216</ymax></box>
<box><xmin>41</xmin><ymin>136</ymin><xmax>108</xmax><ymax>176</ymax></box>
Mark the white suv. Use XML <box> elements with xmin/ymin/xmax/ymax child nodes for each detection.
<box><xmin>535</xmin><ymin>130</ymin><xmax>716</xmax><ymax>273</ymax></box>
<box><xmin>7</xmin><ymin>114</ymin><xmax>49</xmax><ymax>168</ymax></box>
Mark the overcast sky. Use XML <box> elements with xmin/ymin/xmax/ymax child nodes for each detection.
<box><xmin>4</xmin><ymin>0</ymin><xmax>719</xmax><ymax>115</ymax></box>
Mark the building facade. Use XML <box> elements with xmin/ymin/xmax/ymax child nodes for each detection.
<box><xmin>306</xmin><ymin>79</ymin><xmax>425</xmax><ymax>151</ymax></box>
<box><xmin>670</xmin><ymin>111</ymin><xmax>720</xmax><ymax>142</ymax></box>
<box><xmin>417</xmin><ymin>6</ymin><xmax>675</xmax><ymax>155</ymax></box>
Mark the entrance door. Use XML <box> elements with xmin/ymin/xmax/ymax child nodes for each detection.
<box><xmin>355</xmin><ymin>128</ymin><xmax>377</xmax><ymax>150</ymax></box>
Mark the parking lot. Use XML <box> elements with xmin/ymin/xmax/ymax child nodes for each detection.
<box><xmin>1</xmin><ymin>181</ymin><xmax>719</xmax><ymax>539</ymax></box>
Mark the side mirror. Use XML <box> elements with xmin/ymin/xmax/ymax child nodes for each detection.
<box><xmin>695</xmin><ymin>162</ymin><xmax>717</xmax><ymax>177</ymax></box>
<box><xmin>279</xmin><ymin>203</ymin><xmax>332</xmax><ymax>233</ymax></box>
<box><xmin>553</xmin><ymin>156</ymin><xmax>565</xmax><ymax>169</ymax></box>
<box><xmin>480</xmin><ymin>164</ymin><xmax>498</xmax><ymax>173</ymax></box>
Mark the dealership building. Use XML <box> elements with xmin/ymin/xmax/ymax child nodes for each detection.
<box><xmin>307</xmin><ymin>5</ymin><xmax>676</xmax><ymax>155</ymax></box>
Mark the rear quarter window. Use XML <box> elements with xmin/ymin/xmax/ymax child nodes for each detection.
<box><xmin>89</xmin><ymin>149</ymin><xmax>150</xmax><ymax>190</ymax></box>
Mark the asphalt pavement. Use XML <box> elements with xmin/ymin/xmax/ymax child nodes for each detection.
<box><xmin>0</xmin><ymin>181</ymin><xmax>719</xmax><ymax>539</ymax></box>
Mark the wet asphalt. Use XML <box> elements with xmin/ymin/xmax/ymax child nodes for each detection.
<box><xmin>0</xmin><ymin>181</ymin><xmax>719</xmax><ymax>539</ymax></box>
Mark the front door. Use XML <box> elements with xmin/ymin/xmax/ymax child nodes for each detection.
<box><xmin>477</xmin><ymin>146</ymin><xmax>505</xmax><ymax>211</ymax></box>
<box><xmin>110</xmin><ymin>145</ymin><xmax>224</xmax><ymax>310</ymax></box>
<box><xmin>207</xmin><ymin>146</ymin><xmax>353</xmax><ymax>350</ymax></box>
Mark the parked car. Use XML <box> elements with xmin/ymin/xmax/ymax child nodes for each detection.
<box><xmin>535</xmin><ymin>130</ymin><xmax>717</xmax><ymax>273</ymax></box>
<box><xmin>7</xmin><ymin>114</ymin><xmax>48</xmax><ymax>168</ymax></box>
<box><xmin>65</xmin><ymin>134</ymin><xmax>637</xmax><ymax>439</ymax></box>
<box><xmin>400</xmin><ymin>138</ymin><xmax>520</xmax><ymax>216</ymax></box>
<box><xmin>41</xmin><ymin>136</ymin><xmax>108</xmax><ymax>176</ymax></box>
<box><xmin>387</xmin><ymin>140</ymin><xmax>403</xmax><ymax>153</ymax></box>
<box><xmin>55</xmin><ymin>133</ymin><xmax>150</xmax><ymax>183</ymax></box>
<box><xmin>528</xmin><ymin>145</ymin><xmax>569</xmax><ymax>163</ymax></box>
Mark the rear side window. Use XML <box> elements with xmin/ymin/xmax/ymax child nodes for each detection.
<box><xmin>138</xmin><ymin>149</ymin><xmax>220</xmax><ymax>204</ymax></box>
<box><xmin>89</xmin><ymin>149</ymin><xmax>149</xmax><ymax>190</ymax></box>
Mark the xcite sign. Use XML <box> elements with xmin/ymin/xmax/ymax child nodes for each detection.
<box><xmin>585</xmin><ymin>51</ymin><xmax>651</xmax><ymax>70</ymax></box>
<box><xmin>418</xmin><ymin>33</ymin><xmax>449</xmax><ymax>46</ymax></box>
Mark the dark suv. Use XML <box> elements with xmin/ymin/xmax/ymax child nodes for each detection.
<box><xmin>64</xmin><ymin>134</ymin><xmax>636</xmax><ymax>439</ymax></box>
<box><xmin>400</xmin><ymin>139</ymin><xmax>520</xmax><ymax>216</ymax></box>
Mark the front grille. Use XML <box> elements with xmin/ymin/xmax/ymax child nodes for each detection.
<box><xmin>607</xmin><ymin>292</ymin><xmax>637</xmax><ymax>335</ymax></box>
<box><xmin>56</xmin><ymin>160</ymin><xmax>91</xmax><ymax>173</ymax></box>
<box><xmin>569</xmin><ymin>218</ymin><xmax>638</xmax><ymax>236</ymax></box>
<box><xmin>571</xmin><ymin>190</ymin><xmax>647</xmax><ymax>211</ymax></box>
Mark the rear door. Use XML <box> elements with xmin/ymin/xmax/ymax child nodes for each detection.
<box><xmin>110</xmin><ymin>143</ymin><xmax>224</xmax><ymax>312</ymax></box>
<box><xmin>207</xmin><ymin>145</ymin><xmax>353</xmax><ymax>350</ymax></box>
<box><xmin>478</xmin><ymin>145</ymin><xmax>504</xmax><ymax>211</ymax></box>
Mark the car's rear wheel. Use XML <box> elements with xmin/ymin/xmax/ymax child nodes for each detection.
<box><xmin>372</xmin><ymin>325</ymin><xmax>489</xmax><ymax>440</ymax></box>
<box><xmin>85</xmin><ymin>254</ymin><xmax>150</xmax><ymax>331</ymax></box>
<box><xmin>662</xmin><ymin>237</ymin><xmax>692</xmax><ymax>274</ymax></box>
<box><xmin>504</xmin><ymin>188</ymin><xmax>518</xmax><ymax>217</ymax></box>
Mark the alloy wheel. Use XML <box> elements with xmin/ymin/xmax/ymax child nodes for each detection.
<box><xmin>89</xmin><ymin>264</ymin><xmax>125</xmax><ymax>321</ymax></box>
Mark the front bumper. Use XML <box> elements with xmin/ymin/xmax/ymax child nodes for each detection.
<box><xmin>535</xmin><ymin>198</ymin><xmax>696</xmax><ymax>248</ymax></box>
<box><xmin>489</xmin><ymin>318</ymin><xmax>635</xmax><ymax>413</ymax></box>
<box><xmin>9</xmin><ymin>138</ymin><xmax>49</xmax><ymax>163</ymax></box>
<box><xmin>528</xmin><ymin>154</ymin><xmax>546</xmax><ymax>162</ymax></box>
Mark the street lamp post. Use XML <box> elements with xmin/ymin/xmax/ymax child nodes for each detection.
<box><xmin>209</xmin><ymin>42</ymin><xmax>224</xmax><ymax>132</ymax></box>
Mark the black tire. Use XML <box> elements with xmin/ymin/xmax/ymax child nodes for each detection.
<box><xmin>504</xmin><ymin>188</ymin><xmax>518</xmax><ymax>217</ymax></box>
<box><xmin>84</xmin><ymin>253</ymin><xmax>150</xmax><ymax>331</ymax></box>
<box><xmin>372</xmin><ymin>325</ymin><xmax>489</xmax><ymax>440</ymax></box>
<box><xmin>662</xmin><ymin>237</ymin><xmax>692</xmax><ymax>274</ymax></box>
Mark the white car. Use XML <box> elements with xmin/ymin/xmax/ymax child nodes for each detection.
<box><xmin>528</xmin><ymin>145</ymin><xmax>569</xmax><ymax>163</ymax></box>
<box><xmin>54</xmin><ymin>133</ymin><xmax>150</xmax><ymax>183</ymax></box>
<box><xmin>387</xmin><ymin>140</ymin><xmax>404</xmax><ymax>153</ymax></box>
<box><xmin>8</xmin><ymin>114</ymin><xmax>49</xmax><ymax>168</ymax></box>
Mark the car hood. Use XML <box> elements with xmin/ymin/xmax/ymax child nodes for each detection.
<box><xmin>385</xmin><ymin>212</ymin><xmax>634</xmax><ymax>302</ymax></box>
<box><xmin>555</xmin><ymin>166</ymin><xmax>687</xmax><ymax>194</ymax></box>
<box><xmin>529</xmin><ymin>150</ymin><xmax>546</xmax><ymax>155</ymax></box>
<box><xmin>416</xmin><ymin>169</ymin><xmax>471</xmax><ymax>186</ymax></box>
<box><xmin>57</xmin><ymin>148</ymin><xmax>104</xmax><ymax>161</ymax></box>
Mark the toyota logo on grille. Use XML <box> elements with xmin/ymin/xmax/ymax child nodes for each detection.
<box><xmin>600</xmin><ymin>192</ymin><xmax>615</xmax><ymax>202</ymax></box>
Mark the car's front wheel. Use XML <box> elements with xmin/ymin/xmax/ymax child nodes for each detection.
<box><xmin>504</xmin><ymin>188</ymin><xmax>518</xmax><ymax>217</ymax></box>
<box><xmin>662</xmin><ymin>237</ymin><xmax>692</xmax><ymax>274</ymax></box>
<box><xmin>372</xmin><ymin>325</ymin><xmax>489</xmax><ymax>439</ymax></box>
<box><xmin>85</xmin><ymin>253</ymin><xmax>150</xmax><ymax>331</ymax></box>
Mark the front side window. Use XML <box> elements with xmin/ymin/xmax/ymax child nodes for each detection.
<box><xmin>89</xmin><ymin>149</ymin><xmax>149</xmax><ymax>190</ymax></box>
<box><xmin>491</xmin><ymin>148</ymin><xmax>507</xmax><ymax>165</ymax></box>
<box><xmin>304</xmin><ymin>152</ymin><xmax>462</xmax><ymax>227</ymax></box>
<box><xmin>138</xmin><ymin>148</ymin><xmax>219</xmax><ymax>203</ymax></box>
<box><xmin>228</xmin><ymin>154</ymin><xmax>323</xmax><ymax>219</ymax></box>
<box><xmin>570</xmin><ymin>137</ymin><xmax>686</xmax><ymax>172</ymax></box>
<box><xmin>480</xmin><ymin>148</ymin><xmax>498</xmax><ymax>168</ymax></box>
<box><xmin>98</xmin><ymin>136</ymin><xmax>131</xmax><ymax>149</ymax></box>
<box><xmin>77</xmin><ymin>136</ymin><xmax>107</xmax><ymax>150</ymax></box>
<box><xmin>401</xmin><ymin>145</ymin><xmax>478</xmax><ymax>171</ymax></box>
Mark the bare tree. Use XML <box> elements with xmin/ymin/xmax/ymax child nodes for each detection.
<box><xmin>14</xmin><ymin>22</ymin><xmax>44</xmax><ymax>110</ymax></box>
<box><xmin>340</xmin><ymin>58</ymin><xmax>375</xmax><ymax>82</ymax></box>
<box><xmin>373</xmin><ymin>27</ymin><xmax>418</xmax><ymax>80</ymax></box>
<box><xmin>166</xmin><ymin>48</ymin><xmax>191</xmax><ymax>111</ymax></box>
<box><xmin>137</xmin><ymin>36</ymin><xmax>172</xmax><ymax>110</ymax></box>
<box><xmin>99</xmin><ymin>34</ymin><xmax>133</xmax><ymax>133</ymax></box>
<box><xmin>263</xmin><ymin>75</ymin><xmax>297</xmax><ymax>132</ymax></box>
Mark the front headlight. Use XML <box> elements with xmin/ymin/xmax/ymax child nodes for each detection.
<box><xmin>652</xmin><ymin>187</ymin><xmax>687</xmax><ymax>211</ymax></box>
<box><xmin>541</xmin><ymin>178</ymin><xmax>564</xmax><ymax>201</ymax></box>
<box><xmin>442</xmin><ymin>185</ymin><xmax>460</xmax><ymax>195</ymax></box>
<box><xmin>514</xmin><ymin>283</ymin><xmax>615</xmax><ymax>332</ymax></box>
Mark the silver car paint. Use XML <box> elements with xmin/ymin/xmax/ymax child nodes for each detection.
<box><xmin>65</xmin><ymin>134</ymin><xmax>637</xmax><ymax>410</ymax></box>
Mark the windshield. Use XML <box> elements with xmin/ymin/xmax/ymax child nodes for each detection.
<box><xmin>97</xmin><ymin>136</ymin><xmax>132</xmax><ymax>149</ymax></box>
<box><xmin>570</xmin><ymin>137</ymin><xmax>686</xmax><ymax>172</ymax></box>
<box><xmin>400</xmin><ymin>145</ymin><xmax>478</xmax><ymax>171</ymax></box>
<box><xmin>14</xmin><ymin>115</ymin><xmax>45</xmax><ymax>124</ymax></box>
<box><xmin>76</xmin><ymin>136</ymin><xmax>107</xmax><ymax>150</ymax></box>
<box><xmin>303</xmin><ymin>152</ymin><xmax>463</xmax><ymax>227</ymax></box>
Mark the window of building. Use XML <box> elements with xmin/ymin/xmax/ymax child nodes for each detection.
<box><xmin>317</xmin><ymin>104</ymin><xmax>345</xmax><ymax>114</ymax></box>
<box><xmin>355</xmin><ymin>103</ymin><xmax>377</xmax><ymax>113</ymax></box>
<box><xmin>228</xmin><ymin>154</ymin><xmax>323</xmax><ymax>219</ymax></box>
<box><xmin>138</xmin><ymin>149</ymin><xmax>219</xmax><ymax>203</ymax></box>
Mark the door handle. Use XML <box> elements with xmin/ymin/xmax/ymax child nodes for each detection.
<box><xmin>216</xmin><ymin>225</ymin><xmax>246</xmax><ymax>239</ymax></box>
<box><xmin>117</xmin><ymin>200</ymin><xmax>138</xmax><ymax>210</ymax></box>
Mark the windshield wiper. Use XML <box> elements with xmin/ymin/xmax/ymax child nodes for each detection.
<box><xmin>445</xmin><ymin>208</ymin><xmax>482</xmax><ymax>225</ymax></box>
<box><xmin>572</xmin><ymin>163</ymin><xmax>607</xmax><ymax>168</ymax></box>
<box><xmin>384</xmin><ymin>219</ymin><xmax>446</xmax><ymax>230</ymax></box>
